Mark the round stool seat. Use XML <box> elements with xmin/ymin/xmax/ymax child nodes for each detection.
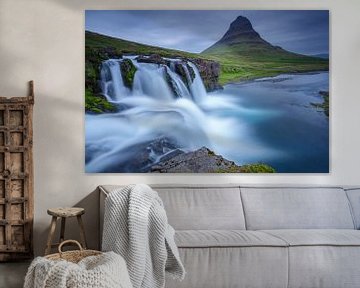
<box><xmin>47</xmin><ymin>207</ymin><xmax>85</xmax><ymax>218</ymax></box>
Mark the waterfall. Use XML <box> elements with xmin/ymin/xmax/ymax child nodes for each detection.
<box><xmin>87</xmin><ymin>55</ymin><xmax>239</xmax><ymax>172</ymax></box>
<box><xmin>188</xmin><ymin>62</ymin><xmax>208</xmax><ymax>103</ymax></box>
<box><xmin>100</xmin><ymin>60</ymin><xmax>130</xmax><ymax>101</ymax></box>
<box><xmin>165</xmin><ymin>66</ymin><xmax>192</xmax><ymax>99</ymax></box>
<box><xmin>99</xmin><ymin>56</ymin><xmax>207</xmax><ymax>103</ymax></box>
<box><xmin>132</xmin><ymin>64</ymin><xmax>175</xmax><ymax>101</ymax></box>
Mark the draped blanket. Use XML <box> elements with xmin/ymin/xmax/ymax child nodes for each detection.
<box><xmin>102</xmin><ymin>184</ymin><xmax>185</xmax><ymax>288</ymax></box>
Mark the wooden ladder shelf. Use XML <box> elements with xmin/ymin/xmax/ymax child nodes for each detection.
<box><xmin>0</xmin><ymin>81</ymin><xmax>34</xmax><ymax>261</ymax></box>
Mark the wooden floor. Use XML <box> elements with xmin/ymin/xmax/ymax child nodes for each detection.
<box><xmin>0</xmin><ymin>261</ymin><xmax>30</xmax><ymax>288</ymax></box>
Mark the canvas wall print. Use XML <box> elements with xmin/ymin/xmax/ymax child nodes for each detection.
<box><xmin>85</xmin><ymin>10</ymin><xmax>329</xmax><ymax>173</ymax></box>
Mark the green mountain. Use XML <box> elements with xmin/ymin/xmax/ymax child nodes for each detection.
<box><xmin>202</xmin><ymin>16</ymin><xmax>329</xmax><ymax>83</ymax></box>
<box><xmin>203</xmin><ymin>16</ymin><xmax>289</xmax><ymax>55</ymax></box>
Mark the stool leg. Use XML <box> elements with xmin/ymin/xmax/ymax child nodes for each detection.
<box><xmin>45</xmin><ymin>216</ymin><xmax>57</xmax><ymax>255</ymax></box>
<box><xmin>60</xmin><ymin>217</ymin><xmax>66</xmax><ymax>243</ymax></box>
<box><xmin>77</xmin><ymin>215</ymin><xmax>87</xmax><ymax>249</ymax></box>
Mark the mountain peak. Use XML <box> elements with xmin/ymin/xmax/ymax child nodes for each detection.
<box><xmin>229</xmin><ymin>16</ymin><xmax>254</xmax><ymax>33</ymax></box>
<box><xmin>218</xmin><ymin>15</ymin><xmax>264</xmax><ymax>45</ymax></box>
<box><xmin>202</xmin><ymin>15</ymin><xmax>275</xmax><ymax>54</ymax></box>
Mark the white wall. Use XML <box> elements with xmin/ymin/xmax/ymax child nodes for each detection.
<box><xmin>0</xmin><ymin>0</ymin><xmax>359</xmax><ymax>256</ymax></box>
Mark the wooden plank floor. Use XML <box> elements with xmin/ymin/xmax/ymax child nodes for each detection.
<box><xmin>0</xmin><ymin>261</ymin><xmax>30</xmax><ymax>288</ymax></box>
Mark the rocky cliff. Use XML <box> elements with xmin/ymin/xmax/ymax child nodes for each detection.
<box><xmin>151</xmin><ymin>146</ymin><xmax>275</xmax><ymax>173</ymax></box>
<box><xmin>192</xmin><ymin>58</ymin><xmax>221</xmax><ymax>91</ymax></box>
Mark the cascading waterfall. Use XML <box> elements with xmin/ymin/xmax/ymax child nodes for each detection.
<box><xmin>187</xmin><ymin>62</ymin><xmax>208</xmax><ymax>102</ymax></box>
<box><xmin>100</xmin><ymin>57</ymin><xmax>205</xmax><ymax>102</ymax></box>
<box><xmin>100</xmin><ymin>59</ymin><xmax>130</xmax><ymax>101</ymax></box>
<box><xmin>86</xmin><ymin>55</ymin><xmax>254</xmax><ymax>172</ymax></box>
<box><xmin>165</xmin><ymin>66</ymin><xmax>192</xmax><ymax>100</ymax></box>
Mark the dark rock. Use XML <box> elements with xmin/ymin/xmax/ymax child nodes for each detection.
<box><xmin>128</xmin><ymin>137</ymin><xmax>180</xmax><ymax>172</ymax></box>
<box><xmin>164</xmin><ymin>67</ymin><xmax>182</xmax><ymax>98</ymax></box>
<box><xmin>120</xmin><ymin>59</ymin><xmax>137</xmax><ymax>88</ymax></box>
<box><xmin>192</xmin><ymin>59</ymin><xmax>222</xmax><ymax>91</ymax></box>
<box><xmin>99</xmin><ymin>137</ymin><xmax>180</xmax><ymax>173</ymax></box>
<box><xmin>174</xmin><ymin>62</ymin><xmax>195</xmax><ymax>89</ymax></box>
<box><xmin>319</xmin><ymin>90</ymin><xmax>329</xmax><ymax>97</ymax></box>
<box><xmin>157</xmin><ymin>149</ymin><xmax>184</xmax><ymax>163</ymax></box>
<box><xmin>136</xmin><ymin>54</ymin><xmax>170</xmax><ymax>66</ymax></box>
<box><xmin>151</xmin><ymin>146</ymin><xmax>243</xmax><ymax>173</ymax></box>
<box><xmin>151</xmin><ymin>146</ymin><xmax>276</xmax><ymax>173</ymax></box>
<box><xmin>148</xmin><ymin>137</ymin><xmax>179</xmax><ymax>156</ymax></box>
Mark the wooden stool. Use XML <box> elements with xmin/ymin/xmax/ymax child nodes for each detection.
<box><xmin>45</xmin><ymin>207</ymin><xmax>87</xmax><ymax>255</ymax></box>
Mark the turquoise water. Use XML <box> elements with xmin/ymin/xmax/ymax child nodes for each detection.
<box><xmin>211</xmin><ymin>72</ymin><xmax>329</xmax><ymax>173</ymax></box>
<box><xmin>86</xmin><ymin>67</ymin><xmax>329</xmax><ymax>173</ymax></box>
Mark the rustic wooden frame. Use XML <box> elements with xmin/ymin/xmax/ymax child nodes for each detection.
<box><xmin>0</xmin><ymin>81</ymin><xmax>34</xmax><ymax>261</ymax></box>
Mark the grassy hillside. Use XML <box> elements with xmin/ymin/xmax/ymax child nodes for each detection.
<box><xmin>202</xmin><ymin>15</ymin><xmax>329</xmax><ymax>84</ymax></box>
<box><xmin>204</xmin><ymin>47</ymin><xmax>329</xmax><ymax>85</ymax></box>
<box><xmin>85</xmin><ymin>31</ymin><xmax>329</xmax><ymax>86</ymax></box>
<box><xmin>86</xmin><ymin>31</ymin><xmax>199</xmax><ymax>59</ymax></box>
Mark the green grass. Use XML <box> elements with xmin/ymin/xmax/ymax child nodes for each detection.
<box><xmin>311</xmin><ymin>91</ymin><xmax>329</xmax><ymax>117</ymax></box>
<box><xmin>120</xmin><ymin>59</ymin><xmax>137</xmax><ymax>88</ymax></box>
<box><xmin>85</xmin><ymin>89</ymin><xmax>117</xmax><ymax>114</ymax></box>
<box><xmin>215</xmin><ymin>162</ymin><xmax>276</xmax><ymax>173</ymax></box>
<box><xmin>240</xmin><ymin>163</ymin><xmax>276</xmax><ymax>173</ymax></box>
<box><xmin>86</xmin><ymin>31</ymin><xmax>201</xmax><ymax>60</ymax></box>
<box><xmin>85</xmin><ymin>30</ymin><xmax>329</xmax><ymax>86</ymax></box>
<box><xmin>202</xmin><ymin>42</ymin><xmax>328</xmax><ymax>84</ymax></box>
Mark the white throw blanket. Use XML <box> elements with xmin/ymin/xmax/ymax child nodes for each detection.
<box><xmin>102</xmin><ymin>184</ymin><xmax>185</xmax><ymax>288</ymax></box>
<box><xmin>24</xmin><ymin>252</ymin><xmax>133</xmax><ymax>288</ymax></box>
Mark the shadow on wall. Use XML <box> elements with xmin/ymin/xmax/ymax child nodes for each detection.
<box><xmin>0</xmin><ymin>36</ymin><xmax>35</xmax><ymax>96</ymax></box>
<box><xmin>38</xmin><ymin>188</ymin><xmax>99</xmax><ymax>256</ymax></box>
<box><xmin>33</xmin><ymin>92</ymin><xmax>86</xmax><ymax>256</ymax></box>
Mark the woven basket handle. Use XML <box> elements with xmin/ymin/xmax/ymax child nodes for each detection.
<box><xmin>58</xmin><ymin>240</ymin><xmax>83</xmax><ymax>255</ymax></box>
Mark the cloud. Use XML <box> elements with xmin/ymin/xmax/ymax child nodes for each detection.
<box><xmin>85</xmin><ymin>10</ymin><xmax>329</xmax><ymax>55</ymax></box>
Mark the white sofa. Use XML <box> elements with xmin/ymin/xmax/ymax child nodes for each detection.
<box><xmin>99</xmin><ymin>185</ymin><xmax>360</xmax><ymax>288</ymax></box>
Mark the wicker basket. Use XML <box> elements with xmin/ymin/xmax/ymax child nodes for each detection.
<box><xmin>45</xmin><ymin>240</ymin><xmax>102</xmax><ymax>263</ymax></box>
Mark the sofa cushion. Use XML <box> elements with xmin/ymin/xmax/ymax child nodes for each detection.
<box><xmin>287</xmin><ymin>246</ymin><xmax>360</xmax><ymax>288</ymax></box>
<box><xmin>262</xmin><ymin>229</ymin><xmax>360</xmax><ymax>246</ymax></box>
<box><xmin>154</xmin><ymin>186</ymin><xmax>246</xmax><ymax>230</ymax></box>
<box><xmin>241</xmin><ymin>187</ymin><xmax>355</xmax><ymax>230</ymax></box>
<box><xmin>165</xmin><ymin>246</ymin><xmax>288</xmax><ymax>288</ymax></box>
<box><xmin>175</xmin><ymin>230</ymin><xmax>287</xmax><ymax>248</ymax></box>
<box><xmin>345</xmin><ymin>188</ymin><xmax>360</xmax><ymax>229</ymax></box>
<box><xmin>100</xmin><ymin>185</ymin><xmax>246</xmax><ymax>230</ymax></box>
<box><xmin>261</xmin><ymin>230</ymin><xmax>360</xmax><ymax>288</ymax></box>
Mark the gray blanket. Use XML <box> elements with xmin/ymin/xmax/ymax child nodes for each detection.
<box><xmin>102</xmin><ymin>184</ymin><xmax>185</xmax><ymax>288</ymax></box>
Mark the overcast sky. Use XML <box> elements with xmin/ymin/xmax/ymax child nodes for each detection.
<box><xmin>85</xmin><ymin>10</ymin><xmax>329</xmax><ymax>55</ymax></box>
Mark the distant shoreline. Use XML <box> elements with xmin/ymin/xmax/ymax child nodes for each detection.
<box><xmin>221</xmin><ymin>69</ymin><xmax>329</xmax><ymax>86</ymax></box>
